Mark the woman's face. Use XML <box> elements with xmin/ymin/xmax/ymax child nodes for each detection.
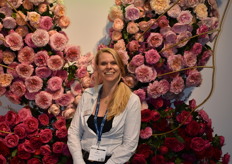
<box><xmin>96</xmin><ymin>52</ymin><xmax>120</xmax><ymax>85</ymax></box>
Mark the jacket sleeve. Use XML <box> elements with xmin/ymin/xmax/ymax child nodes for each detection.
<box><xmin>67</xmin><ymin>92</ymin><xmax>86</xmax><ymax>164</ymax></box>
<box><xmin>106</xmin><ymin>94</ymin><xmax>141</xmax><ymax>164</ymax></box>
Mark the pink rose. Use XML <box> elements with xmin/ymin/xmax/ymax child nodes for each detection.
<box><xmin>0</xmin><ymin>122</ymin><xmax>11</xmax><ymax>136</ymax></box>
<box><xmin>35</xmin><ymin>66</ymin><xmax>52</xmax><ymax>78</ymax></box>
<box><xmin>18</xmin><ymin>46</ymin><xmax>35</xmax><ymax>64</ymax></box>
<box><xmin>167</xmin><ymin>54</ymin><xmax>184</xmax><ymax>71</ymax></box>
<box><xmin>53</xmin><ymin>117</ymin><xmax>66</xmax><ymax>129</ymax></box>
<box><xmin>183</xmin><ymin>51</ymin><xmax>197</xmax><ymax>67</ymax></box>
<box><xmin>122</xmin><ymin>74</ymin><xmax>137</xmax><ymax>88</ymax></box>
<box><xmin>9</xmin><ymin>81</ymin><xmax>26</xmax><ymax>97</ymax></box>
<box><xmin>25</xmin><ymin>76</ymin><xmax>43</xmax><ymax>93</ymax></box>
<box><xmin>47</xmin><ymin>76</ymin><xmax>63</xmax><ymax>91</ymax></box>
<box><xmin>126</xmin><ymin>22</ymin><xmax>139</xmax><ymax>34</ymax></box>
<box><xmin>130</xmin><ymin>54</ymin><xmax>144</xmax><ymax>66</ymax></box>
<box><xmin>62</xmin><ymin>106</ymin><xmax>76</xmax><ymax>119</ymax></box>
<box><xmin>5</xmin><ymin>32</ymin><xmax>24</xmax><ymax>51</ymax></box>
<box><xmin>40</xmin><ymin>145</ymin><xmax>52</xmax><ymax>156</ymax></box>
<box><xmin>32</xmin><ymin>29</ymin><xmax>49</xmax><ymax>47</ymax></box>
<box><xmin>64</xmin><ymin>45</ymin><xmax>81</xmax><ymax>62</ymax></box>
<box><xmin>16</xmin><ymin>63</ymin><xmax>34</xmax><ymax>79</ymax></box>
<box><xmin>177</xmin><ymin>10</ymin><xmax>193</xmax><ymax>24</ymax></box>
<box><xmin>125</xmin><ymin>5</ymin><xmax>140</xmax><ymax>21</ymax></box>
<box><xmin>18</xmin><ymin>107</ymin><xmax>32</xmax><ymax>122</ymax></box>
<box><xmin>39</xmin><ymin>16</ymin><xmax>53</xmax><ymax>31</ymax></box>
<box><xmin>147</xmin><ymin>79</ymin><xmax>170</xmax><ymax>99</ymax></box>
<box><xmin>147</xmin><ymin>33</ymin><xmax>163</xmax><ymax>48</ymax></box>
<box><xmin>75</xmin><ymin>67</ymin><xmax>88</xmax><ymax>79</ymax></box>
<box><xmin>135</xmin><ymin>64</ymin><xmax>157</xmax><ymax>83</ymax></box>
<box><xmin>34</xmin><ymin>50</ymin><xmax>49</xmax><ymax>67</ymax></box>
<box><xmin>55</xmin><ymin>93</ymin><xmax>74</xmax><ymax>106</ymax></box>
<box><xmin>133</xmin><ymin>88</ymin><xmax>146</xmax><ymax>101</ymax></box>
<box><xmin>191</xmin><ymin>42</ymin><xmax>203</xmax><ymax>55</ymax></box>
<box><xmin>47</xmin><ymin>55</ymin><xmax>64</xmax><ymax>71</ymax></box>
<box><xmin>186</xmin><ymin>69</ymin><xmax>202</xmax><ymax>87</ymax></box>
<box><xmin>24</xmin><ymin>33</ymin><xmax>37</xmax><ymax>48</ymax></box>
<box><xmin>170</xmin><ymin>76</ymin><xmax>184</xmax><ymax>94</ymax></box>
<box><xmin>3</xmin><ymin>17</ymin><xmax>16</xmax><ymax>29</ymax></box>
<box><xmin>14</xmin><ymin>123</ymin><xmax>27</xmax><ymax>139</ymax></box>
<box><xmin>140</xmin><ymin>127</ymin><xmax>152</xmax><ymax>139</ymax></box>
<box><xmin>35</xmin><ymin>91</ymin><xmax>53</xmax><ymax>109</ymax></box>
<box><xmin>49</xmin><ymin>32</ymin><xmax>68</xmax><ymax>51</ymax></box>
<box><xmin>145</xmin><ymin>49</ymin><xmax>161</xmax><ymax>65</ymax></box>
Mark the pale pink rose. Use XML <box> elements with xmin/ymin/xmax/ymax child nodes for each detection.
<box><xmin>138</xmin><ymin>21</ymin><xmax>150</xmax><ymax>32</ymax></box>
<box><xmin>140</xmin><ymin>127</ymin><xmax>152</xmax><ymax>139</ymax></box>
<box><xmin>167</xmin><ymin>4</ymin><xmax>181</xmax><ymax>18</ymax></box>
<box><xmin>127</xmin><ymin>40</ymin><xmax>140</xmax><ymax>52</ymax></box>
<box><xmin>48</xmin><ymin>104</ymin><xmax>60</xmax><ymax>116</ymax></box>
<box><xmin>75</xmin><ymin>67</ymin><xmax>88</xmax><ymax>79</ymax></box>
<box><xmin>39</xmin><ymin>16</ymin><xmax>53</xmax><ymax>31</ymax></box>
<box><xmin>122</xmin><ymin>74</ymin><xmax>137</xmax><ymax>88</ymax></box>
<box><xmin>108</xmin><ymin>5</ymin><xmax>123</xmax><ymax>22</ymax></box>
<box><xmin>0</xmin><ymin>6</ymin><xmax>13</xmax><ymax>17</ymax></box>
<box><xmin>34</xmin><ymin>50</ymin><xmax>49</xmax><ymax>67</ymax></box>
<box><xmin>183</xmin><ymin>51</ymin><xmax>197</xmax><ymax>67</ymax></box>
<box><xmin>5</xmin><ymin>32</ymin><xmax>24</xmax><ymax>51</ymax></box>
<box><xmin>172</xmin><ymin>23</ymin><xmax>188</xmax><ymax>34</ymax></box>
<box><xmin>24</xmin><ymin>33</ymin><xmax>37</xmax><ymax>48</ymax></box>
<box><xmin>25</xmin><ymin>91</ymin><xmax>38</xmax><ymax>100</ymax></box>
<box><xmin>35</xmin><ymin>66</ymin><xmax>52</xmax><ymax>78</ymax></box>
<box><xmin>3</xmin><ymin>17</ymin><xmax>16</xmax><ymax>29</ymax></box>
<box><xmin>32</xmin><ymin>29</ymin><xmax>49</xmax><ymax>47</ymax></box>
<box><xmin>133</xmin><ymin>88</ymin><xmax>146</xmax><ymax>101</ymax></box>
<box><xmin>147</xmin><ymin>79</ymin><xmax>170</xmax><ymax>99</ymax></box>
<box><xmin>186</xmin><ymin>69</ymin><xmax>202</xmax><ymax>87</ymax></box>
<box><xmin>49</xmin><ymin>32</ymin><xmax>68</xmax><ymax>51</ymax></box>
<box><xmin>2</xmin><ymin>51</ymin><xmax>16</xmax><ymax>65</ymax></box>
<box><xmin>47</xmin><ymin>76</ymin><xmax>63</xmax><ymax>91</ymax></box>
<box><xmin>112</xmin><ymin>18</ymin><xmax>124</xmax><ymax>31</ymax></box>
<box><xmin>35</xmin><ymin>91</ymin><xmax>53</xmax><ymax>109</ymax></box>
<box><xmin>0</xmin><ymin>73</ymin><xmax>13</xmax><ymax>87</ymax></box>
<box><xmin>16</xmin><ymin>63</ymin><xmax>34</xmax><ymax>79</ymax></box>
<box><xmin>145</xmin><ymin>49</ymin><xmax>161</xmax><ymax>65</ymax></box>
<box><xmin>147</xmin><ymin>33</ymin><xmax>163</xmax><ymax>48</ymax></box>
<box><xmin>111</xmin><ymin>31</ymin><xmax>122</xmax><ymax>41</ymax></box>
<box><xmin>64</xmin><ymin>45</ymin><xmax>81</xmax><ymax>62</ymax></box>
<box><xmin>167</xmin><ymin>54</ymin><xmax>184</xmax><ymax>71</ymax></box>
<box><xmin>198</xmin><ymin>50</ymin><xmax>212</xmax><ymax>66</ymax></box>
<box><xmin>15</xmin><ymin>26</ymin><xmax>29</xmax><ymax>37</ymax></box>
<box><xmin>55</xmin><ymin>93</ymin><xmax>74</xmax><ymax>106</ymax></box>
<box><xmin>125</xmin><ymin>5</ymin><xmax>140</xmax><ymax>21</ymax></box>
<box><xmin>71</xmin><ymin>80</ymin><xmax>82</xmax><ymax>96</ymax></box>
<box><xmin>9</xmin><ymin>81</ymin><xmax>26</xmax><ymax>97</ymax></box>
<box><xmin>176</xmin><ymin>31</ymin><xmax>192</xmax><ymax>47</ymax></box>
<box><xmin>38</xmin><ymin>3</ymin><xmax>48</xmax><ymax>14</ymax></box>
<box><xmin>76</xmin><ymin>52</ymin><xmax>94</xmax><ymax>68</ymax></box>
<box><xmin>53</xmin><ymin>4</ymin><xmax>65</xmax><ymax>17</ymax></box>
<box><xmin>18</xmin><ymin>46</ymin><xmax>35</xmax><ymax>64</ymax></box>
<box><xmin>177</xmin><ymin>10</ymin><xmax>193</xmax><ymax>24</ymax></box>
<box><xmin>126</xmin><ymin>22</ymin><xmax>139</xmax><ymax>34</ymax></box>
<box><xmin>47</xmin><ymin>55</ymin><xmax>64</xmax><ymax>71</ymax></box>
<box><xmin>57</xmin><ymin>16</ymin><xmax>70</xmax><ymax>29</ymax></box>
<box><xmin>18</xmin><ymin>107</ymin><xmax>32</xmax><ymax>122</ymax></box>
<box><xmin>135</xmin><ymin>64</ymin><xmax>157</xmax><ymax>83</ymax></box>
<box><xmin>62</xmin><ymin>107</ymin><xmax>76</xmax><ymax>119</ymax></box>
<box><xmin>114</xmin><ymin>39</ymin><xmax>126</xmax><ymax>51</ymax></box>
<box><xmin>117</xmin><ymin>50</ymin><xmax>129</xmax><ymax>65</ymax></box>
<box><xmin>25</xmin><ymin>76</ymin><xmax>43</xmax><ymax>93</ymax></box>
<box><xmin>161</xmin><ymin>43</ymin><xmax>178</xmax><ymax>58</ymax></box>
<box><xmin>170</xmin><ymin>76</ymin><xmax>184</xmax><ymax>94</ymax></box>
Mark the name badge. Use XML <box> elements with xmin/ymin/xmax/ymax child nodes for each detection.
<box><xmin>88</xmin><ymin>145</ymin><xmax>107</xmax><ymax>162</ymax></box>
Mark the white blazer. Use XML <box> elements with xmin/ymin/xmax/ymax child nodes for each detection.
<box><xmin>67</xmin><ymin>85</ymin><xmax>141</xmax><ymax>164</ymax></box>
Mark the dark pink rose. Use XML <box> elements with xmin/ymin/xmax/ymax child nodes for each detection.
<box><xmin>18</xmin><ymin>107</ymin><xmax>32</xmax><ymax>122</ymax></box>
<box><xmin>137</xmin><ymin>144</ymin><xmax>153</xmax><ymax>159</ymax></box>
<box><xmin>190</xmin><ymin>137</ymin><xmax>210</xmax><ymax>152</ymax></box>
<box><xmin>40</xmin><ymin>144</ymin><xmax>52</xmax><ymax>156</ymax></box>
<box><xmin>176</xmin><ymin>110</ymin><xmax>193</xmax><ymax>125</ymax></box>
<box><xmin>5</xmin><ymin>111</ymin><xmax>20</xmax><ymax>127</ymax></box>
<box><xmin>55</xmin><ymin>126</ymin><xmax>67</xmax><ymax>139</ymax></box>
<box><xmin>23</xmin><ymin>117</ymin><xmax>39</xmax><ymax>133</ymax></box>
<box><xmin>185</xmin><ymin>120</ymin><xmax>200</xmax><ymax>136</ymax></box>
<box><xmin>27</xmin><ymin>158</ymin><xmax>41</xmax><ymax>164</ymax></box>
<box><xmin>131</xmin><ymin>154</ymin><xmax>146</xmax><ymax>164</ymax></box>
<box><xmin>151</xmin><ymin>155</ymin><xmax>165</xmax><ymax>163</ymax></box>
<box><xmin>38</xmin><ymin>113</ymin><xmax>49</xmax><ymax>126</ymax></box>
<box><xmin>22</xmin><ymin>139</ymin><xmax>35</xmax><ymax>153</ymax></box>
<box><xmin>4</xmin><ymin>133</ymin><xmax>19</xmax><ymax>148</ymax></box>
<box><xmin>52</xmin><ymin>141</ymin><xmax>65</xmax><ymax>154</ymax></box>
<box><xmin>222</xmin><ymin>153</ymin><xmax>230</xmax><ymax>164</ymax></box>
<box><xmin>0</xmin><ymin>122</ymin><xmax>11</xmax><ymax>136</ymax></box>
<box><xmin>14</xmin><ymin>123</ymin><xmax>27</xmax><ymax>139</ymax></box>
<box><xmin>39</xmin><ymin>129</ymin><xmax>53</xmax><ymax>143</ymax></box>
<box><xmin>42</xmin><ymin>154</ymin><xmax>59</xmax><ymax>164</ymax></box>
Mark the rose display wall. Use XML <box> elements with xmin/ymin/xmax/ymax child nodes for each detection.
<box><xmin>0</xmin><ymin>0</ymin><xmax>231</xmax><ymax>163</ymax></box>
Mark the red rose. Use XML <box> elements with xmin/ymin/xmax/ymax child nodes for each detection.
<box><xmin>185</xmin><ymin>120</ymin><xmax>200</xmax><ymax>136</ymax></box>
<box><xmin>55</xmin><ymin>126</ymin><xmax>67</xmax><ymax>138</ymax></box>
<box><xmin>141</xmin><ymin>109</ymin><xmax>153</xmax><ymax>122</ymax></box>
<box><xmin>38</xmin><ymin>114</ymin><xmax>49</xmax><ymax>126</ymax></box>
<box><xmin>151</xmin><ymin>154</ymin><xmax>165</xmax><ymax>164</ymax></box>
<box><xmin>53</xmin><ymin>117</ymin><xmax>66</xmax><ymax>129</ymax></box>
<box><xmin>222</xmin><ymin>153</ymin><xmax>230</xmax><ymax>164</ymax></box>
<box><xmin>29</xmin><ymin>136</ymin><xmax>43</xmax><ymax>150</ymax></box>
<box><xmin>40</xmin><ymin>144</ymin><xmax>52</xmax><ymax>156</ymax></box>
<box><xmin>42</xmin><ymin>155</ymin><xmax>59</xmax><ymax>164</ymax></box>
<box><xmin>22</xmin><ymin>140</ymin><xmax>35</xmax><ymax>153</ymax></box>
<box><xmin>0</xmin><ymin>115</ymin><xmax>5</xmax><ymax>122</ymax></box>
<box><xmin>39</xmin><ymin>129</ymin><xmax>53</xmax><ymax>143</ymax></box>
<box><xmin>27</xmin><ymin>158</ymin><xmax>41</xmax><ymax>164</ymax></box>
<box><xmin>176</xmin><ymin>110</ymin><xmax>192</xmax><ymax>125</ymax></box>
<box><xmin>10</xmin><ymin>156</ymin><xmax>26</xmax><ymax>164</ymax></box>
<box><xmin>159</xmin><ymin>146</ymin><xmax>168</xmax><ymax>155</ymax></box>
<box><xmin>153</xmin><ymin>118</ymin><xmax>170</xmax><ymax>132</ymax></box>
<box><xmin>0</xmin><ymin>154</ymin><xmax>6</xmax><ymax>164</ymax></box>
<box><xmin>5</xmin><ymin>111</ymin><xmax>20</xmax><ymax>127</ymax></box>
<box><xmin>0</xmin><ymin>122</ymin><xmax>11</xmax><ymax>136</ymax></box>
<box><xmin>14</xmin><ymin>123</ymin><xmax>27</xmax><ymax>139</ymax></box>
<box><xmin>17</xmin><ymin>144</ymin><xmax>32</xmax><ymax>160</ymax></box>
<box><xmin>148</xmin><ymin>97</ymin><xmax>164</xmax><ymax>109</ymax></box>
<box><xmin>164</xmin><ymin>137</ymin><xmax>185</xmax><ymax>152</ymax></box>
<box><xmin>0</xmin><ymin>141</ymin><xmax>10</xmax><ymax>157</ymax></box>
<box><xmin>4</xmin><ymin>133</ymin><xmax>19</xmax><ymax>148</ymax></box>
<box><xmin>52</xmin><ymin>141</ymin><xmax>65</xmax><ymax>154</ymax></box>
<box><xmin>137</xmin><ymin>144</ymin><xmax>153</xmax><ymax>158</ymax></box>
<box><xmin>24</xmin><ymin>117</ymin><xmax>39</xmax><ymax>133</ymax></box>
<box><xmin>131</xmin><ymin>154</ymin><xmax>146</xmax><ymax>164</ymax></box>
<box><xmin>190</xmin><ymin>137</ymin><xmax>210</xmax><ymax>152</ymax></box>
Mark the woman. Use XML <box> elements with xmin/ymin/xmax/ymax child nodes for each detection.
<box><xmin>67</xmin><ymin>48</ymin><xmax>141</xmax><ymax>164</ymax></box>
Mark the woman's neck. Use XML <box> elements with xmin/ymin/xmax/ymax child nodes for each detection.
<box><xmin>101</xmin><ymin>82</ymin><xmax>117</xmax><ymax>98</ymax></box>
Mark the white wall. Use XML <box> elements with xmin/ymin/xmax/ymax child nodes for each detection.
<box><xmin>0</xmin><ymin>0</ymin><xmax>231</xmax><ymax>158</ymax></box>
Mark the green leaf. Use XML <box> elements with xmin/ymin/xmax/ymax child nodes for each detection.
<box><xmin>11</xmin><ymin>149</ymin><xmax>17</xmax><ymax>157</ymax></box>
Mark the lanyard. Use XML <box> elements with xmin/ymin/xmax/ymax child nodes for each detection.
<box><xmin>94</xmin><ymin>88</ymin><xmax>107</xmax><ymax>144</ymax></box>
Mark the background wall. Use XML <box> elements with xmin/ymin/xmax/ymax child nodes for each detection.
<box><xmin>0</xmin><ymin>0</ymin><xmax>231</xmax><ymax>158</ymax></box>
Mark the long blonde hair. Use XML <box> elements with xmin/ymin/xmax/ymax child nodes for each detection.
<box><xmin>94</xmin><ymin>48</ymin><xmax>131</xmax><ymax>120</ymax></box>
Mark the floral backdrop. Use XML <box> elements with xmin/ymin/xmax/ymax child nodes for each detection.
<box><xmin>0</xmin><ymin>0</ymin><xmax>230</xmax><ymax>164</ymax></box>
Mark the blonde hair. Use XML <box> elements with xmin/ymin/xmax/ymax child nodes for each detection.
<box><xmin>94</xmin><ymin>48</ymin><xmax>131</xmax><ymax>120</ymax></box>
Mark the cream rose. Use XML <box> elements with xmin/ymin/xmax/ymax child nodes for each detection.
<box><xmin>194</xmin><ymin>3</ymin><xmax>208</xmax><ymax>20</ymax></box>
<box><xmin>150</xmin><ymin>0</ymin><xmax>170</xmax><ymax>15</ymax></box>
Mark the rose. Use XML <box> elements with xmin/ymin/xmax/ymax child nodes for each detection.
<box><xmin>137</xmin><ymin>144</ymin><xmax>153</xmax><ymax>158</ymax></box>
<box><xmin>113</xmin><ymin>18</ymin><xmax>124</xmax><ymax>31</ymax></box>
<box><xmin>131</xmin><ymin>154</ymin><xmax>146</xmax><ymax>164</ymax></box>
<box><xmin>125</xmin><ymin>5</ymin><xmax>140</xmax><ymax>21</ymax></box>
<box><xmin>140</xmin><ymin>127</ymin><xmax>152</xmax><ymax>139</ymax></box>
<box><xmin>40</xmin><ymin>145</ymin><xmax>52</xmax><ymax>156</ymax></box>
<box><xmin>150</xmin><ymin>0</ymin><xmax>170</xmax><ymax>14</ymax></box>
<box><xmin>57</xmin><ymin>16</ymin><xmax>70</xmax><ymax>28</ymax></box>
<box><xmin>14</xmin><ymin>124</ymin><xmax>27</xmax><ymax>139</ymax></box>
<box><xmin>38</xmin><ymin>113</ymin><xmax>49</xmax><ymax>126</ymax></box>
<box><xmin>4</xmin><ymin>134</ymin><xmax>19</xmax><ymax>148</ymax></box>
<box><xmin>0</xmin><ymin>154</ymin><xmax>6</xmax><ymax>164</ymax></box>
<box><xmin>42</xmin><ymin>155</ymin><xmax>59</xmax><ymax>164</ymax></box>
<box><xmin>0</xmin><ymin>141</ymin><xmax>10</xmax><ymax>157</ymax></box>
<box><xmin>151</xmin><ymin>155</ymin><xmax>166</xmax><ymax>163</ymax></box>
<box><xmin>23</xmin><ymin>117</ymin><xmax>39</xmax><ymax>133</ymax></box>
<box><xmin>176</xmin><ymin>110</ymin><xmax>193</xmax><ymax>125</ymax></box>
<box><xmin>164</xmin><ymin>137</ymin><xmax>185</xmax><ymax>152</ymax></box>
<box><xmin>53</xmin><ymin>117</ymin><xmax>66</xmax><ymax>129</ymax></box>
<box><xmin>55</xmin><ymin>126</ymin><xmax>67</xmax><ymax>138</ymax></box>
<box><xmin>52</xmin><ymin>141</ymin><xmax>65</xmax><ymax>153</ymax></box>
<box><xmin>18</xmin><ymin>107</ymin><xmax>32</xmax><ymax>122</ymax></box>
<box><xmin>185</xmin><ymin>120</ymin><xmax>200</xmax><ymax>136</ymax></box>
<box><xmin>39</xmin><ymin>129</ymin><xmax>53</xmax><ymax>143</ymax></box>
<box><xmin>190</xmin><ymin>137</ymin><xmax>210</xmax><ymax>152</ymax></box>
<box><xmin>5</xmin><ymin>111</ymin><xmax>20</xmax><ymax>127</ymax></box>
<box><xmin>27</xmin><ymin>158</ymin><xmax>41</xmax><ymax>164</ymax></box>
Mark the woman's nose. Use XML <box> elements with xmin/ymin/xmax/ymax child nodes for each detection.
<box><xmin>106</xmin><ymin>63</ymin><xmax>111</xmax><ymax>69</ymax></box>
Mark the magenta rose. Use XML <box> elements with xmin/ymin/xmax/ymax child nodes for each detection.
<box><xmin>14</xmin><ymin>123</ymin><xmax>27</xmax><ymax>139</ymax></box>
